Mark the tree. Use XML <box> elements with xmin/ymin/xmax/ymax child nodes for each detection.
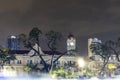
<box><xmin>19</xmin><ymin>27</ymin><xmax>67</xmax><ymax>73</ymax></box>
<box><xmin>0</xmin><ymin>47</ymin><xmax>16</xmax><ymax>69</ymax></box>
<box><xmin>45</xmin><ymin>30</ymin><xmax>63</xmax><ymax>73</ymax></box>
<box><xmin>23</xmin><ymin>63</ymin><xmax>40</xmax><ymax>73</ymax></box>
<box><xmin>90</xmin><ymin>37</ymin><xmax>120</xmax><ymax>74</ymax></box>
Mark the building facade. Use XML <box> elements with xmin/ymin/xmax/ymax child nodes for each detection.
<box><xmin>3</xmin><ymin>34</ymin><xmax>78</xmax><ymax>76</ymax></box>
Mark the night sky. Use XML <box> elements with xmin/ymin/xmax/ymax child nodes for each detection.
<box><xmin>0</xmin><ymin>0</ymin><xmax>120</xmax><ymax>56</ymax></box>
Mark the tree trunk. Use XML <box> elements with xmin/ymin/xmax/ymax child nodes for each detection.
<box><xmin>49</xmin><ymin>54</ymin><xmax>55</xmax><ymax>73</ymax></box>
<box><xmin>99</xmin><ymin>58</ymin><xmax>109</xmax><ymax>75</ymax></box>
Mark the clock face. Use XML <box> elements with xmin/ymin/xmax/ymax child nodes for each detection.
<box><xmin>67</xmin><ymin>42</ymin><xmax>74</xmax><ymax>46</ymax></box>
<box><xmin>70</xmin><ymin>42</ymin><xmax>74</xmax><ymax>46</ymax></box>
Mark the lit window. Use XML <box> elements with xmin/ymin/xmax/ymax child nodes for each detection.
<box><xmin>67</xmin><ymin>43</ymin><xmax>70</xmax><ymax>46</ymax></box>
<box><xmin>99</xmin><ymin>58</ymin><xmax>102</xmax><ymax>61</ymax></box>
<box><xmin>113</xmin><ymin>57</ymin><xmax>116</xmax><ymax>61</ymax></box>
<box><xmin>109</xmin><ymin>57</ymin><xmax>111</xmax><ymax>60</ymax></box>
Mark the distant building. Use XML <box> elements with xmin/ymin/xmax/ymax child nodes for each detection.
<box><xmin>7</xmin><ymin>35</ymin><xmax>20</xmax><ymax>50</ymax></box>
<box><xmin>88</xmin><ymin>38</ymin><xmax>102</xmax><ymax>58</ymax></box>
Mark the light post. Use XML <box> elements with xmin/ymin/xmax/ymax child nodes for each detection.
<box><xmin>77</xmin><ymin>58</ymin><xmax>85</xmax><ymax>76</ymax></box>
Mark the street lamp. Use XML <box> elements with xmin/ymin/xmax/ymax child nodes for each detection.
<box><xmin>77</xmin><ymin>58</ymin><xmax>85</xmax><ymax>68</ymax></box>
<box><xmin>77</xmin><ymin>58</ymin><xmax>85</xmax><ymax>76</ymax></box>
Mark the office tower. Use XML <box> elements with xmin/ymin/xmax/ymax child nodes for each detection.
<box><xmin>7</xmin><ymin>35</ymin><xmax>20</xmax><ymax>50</ymax></box>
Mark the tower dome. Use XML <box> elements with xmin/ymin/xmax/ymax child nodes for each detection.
<box><xmin>68</xmin><ymin>33</ymin><xmax>75</xmax><ymax>39</ymax></box>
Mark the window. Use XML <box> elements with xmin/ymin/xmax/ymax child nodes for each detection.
<box><xmin>27</xmin><ymin>60</ymin><xmax>32</xmax><ymax>64</ymax></box>
<box><xmin>30</xmin><ymin>60</ymin><xmax>32</xmax><ymax>64</ymax></box>
<box><xmin>17</xmin><ymin>60</ymin><xmax>21</xmax><ymax>64</ymax></box>
<box><xmin>109</xmin><ymin>57</ymin><xmax>111</xmax><ymax>61</ymax></box>
<box><xmin>6</xmin><ymin>61</ymin><xmax>10</xmax><ymax>64</ymax></box>
<box><xmin>99</xmin><ymin>58</ymin><xmax>102</xmax><ymax>61</ymax></box>
<box><xmin>27</xmin><ymin>60</ymin><xmax>29</xmax><ymax>64</ymax></box>
<box><xmin>113</xmin><ymin>57</ymin><xmax>116</xmax><ymax>61</ymax></box>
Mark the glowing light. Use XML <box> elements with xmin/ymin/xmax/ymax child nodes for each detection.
<box><xmin>107</xmin><ymin>64</ymin><xmax>116</xmax><ymax>70</ymax></box>
<box><xmin>2</xmin><ymin>68</ymin><xmax>17</xmax><ymax>77</ymax></box>
<box><xmin>77</xmin><ymin>58</ymin><xmax>85</xmax><ymax>68</ymax></box>
<box><xmin>89</xmin><ymin>77</ymin><xmax>99</xmax><ymax>80</ymax></box>
<box><xmin>51</xmin><ymin>74</ymin><xmax>56</xmax><ymax>79</ymax></box>
<box><xmin>11</xmin><ymin>35</ymin><xmax>16</xmax><ymax>38</ymax></box>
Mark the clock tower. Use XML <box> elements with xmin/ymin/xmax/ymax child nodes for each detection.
<box><xmin>67</xmin><ymin>34</ymin><xmax>76</xmax><ymax>51</ymax></box>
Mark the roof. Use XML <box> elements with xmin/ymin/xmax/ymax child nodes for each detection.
<box><xmin>10</xmin><ymin>50</ymin><xmax>29</xmax><ymax>54</ymax></box>
<box><xmin>43</xmin><ymin>51</ymin><xmax>62</xmax><ymax>55</ymax></box>
<box><xmin>10</xmin><ymin>50</ymin><xmax>62</xmax><ymax>55</ymax></box>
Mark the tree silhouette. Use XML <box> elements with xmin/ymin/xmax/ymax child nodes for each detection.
<box><xmin>45</xmin><ymin>30</ymin><xmax>62</xmax><ymax>72</ymax></box>
<box><xmin>0</xmin><ymin>47</ymin><xmax>16</xmax><ymax>69</ymax></box>
<box><xmin>19</xmin><ymin>27</ymin><xmax>67</xmax><ymax>72</ymax></box>
<box><xmin>90</xmin><ymin>37</ymin><xmax>120</xmax><ymax>74</ymax></box>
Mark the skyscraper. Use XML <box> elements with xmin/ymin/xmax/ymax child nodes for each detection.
<box><xmin>7</xmin><ymin>35</ymin><xmax>20</xmax><ymax>50</ymax></box>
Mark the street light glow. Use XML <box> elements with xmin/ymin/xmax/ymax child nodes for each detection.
<box><xmin>77</xmin><ymin>58</ymin><xmax>85</xmax><ymax>68</ymax></box>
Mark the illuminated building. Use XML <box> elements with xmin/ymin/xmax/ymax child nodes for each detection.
<box><xmin>4</xmin><ymin>35</ymin><xmax>78</xmax><ymax>75</ymax></box>
<box><xmin>66</xmin><ymin>33</ymin><xmax>77</xmax><ymax>57</ymax></box>
<box><xmin>67</xmin><ymin>33</ymin><xmax>76</xmax><ymax>51</ymax></box>
<box><xmin>7</xmin><ymin>35</ymin><xmax>20</xmax><ymax>50</ymax></box>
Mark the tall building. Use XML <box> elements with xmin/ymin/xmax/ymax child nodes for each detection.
<box><xmin>7</xmin><ymin>35</ymin><xmax>20</xmax><ymax>50</ymax></box>
<box><xmin>66</xmin><ymin>34</ymin><xmax>76</xmax><ymax>56</ymax></box>
<box><xmin>88</xmin><ymin>38</ymin><xmax>102</xmax><ymax>58</ymax></box>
